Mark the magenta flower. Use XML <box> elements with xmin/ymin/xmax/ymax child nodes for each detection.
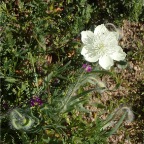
<box><xmin>82</xmin><ymin>64</ymin><xmax>92</xmax><ymax>72</ymax></box>
<box><xmin>30</xmin><ymin>96</ymin><xmax>43</xmax><ymax>107</ymax></box>
<box><xmin>82</xmin><ymin>64</ymin><xmax>87</xmax><ymax>69</ymax></box>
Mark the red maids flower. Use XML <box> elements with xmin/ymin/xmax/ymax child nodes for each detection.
<box><xmin>82</xmin><ymin>64</ymin><xmax>92</xmax><ymax>72</ymax></box>
<box><xmin>30</xmin><ymin>96</ymin><xmax>43</xmax><ymax>107</ymax></box>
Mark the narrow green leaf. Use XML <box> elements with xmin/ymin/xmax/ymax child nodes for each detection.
<box><xmin>107</xmin><ymin>112</ymin><xmax>127</xmax><ymax>136</ymax></box>
<box><xmin>42</xmin><ymin>138</ymin><xmax>50</xmax><ymax>143</ymax></box>
<box><xmin>5</xmin><ymin>77</ymin><xmax>17</xmax><ymax>83</ymax></box>
<box><xmin>44</xmin><ymin>72</ymin><xmax>53</xmax><ymax>83</ymax></box>
<box><xmin>91</xmin><ymin>70</ymin><xmax>112</xmax><ymax>75</ymax></box>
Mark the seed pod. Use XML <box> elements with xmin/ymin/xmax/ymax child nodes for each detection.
<box><xmin>9</xmin><ymin>108</ymin><xmax>35</xmax><ymax>131</ymax></box>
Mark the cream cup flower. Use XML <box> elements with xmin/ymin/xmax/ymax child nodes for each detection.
<box><xmin>81</xmin><ymin>24</ymin><xmax>126</xmax><ymax>70</ymax></box>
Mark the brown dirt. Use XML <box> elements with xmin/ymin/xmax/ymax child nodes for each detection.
<box><xmin>89</xmin><ymin>20</ymin><xmax>144</xmax><ymax>144</ymax></box>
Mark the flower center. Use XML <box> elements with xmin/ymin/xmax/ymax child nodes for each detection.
<box><xmin>86</xmin><ymin>41</ymin><xmax>106</xmax><ymax>58</ymax></box>
<box><xmin>98</xmin><ymin>43</ymin><xmax>105</xmax><ymax>49</ymax></box>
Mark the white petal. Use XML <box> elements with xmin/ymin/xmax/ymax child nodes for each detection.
<box><xmin>81</xmin><ymin>46</ymin><xmax>100</xmax><ymax>62</ymax></box>
<box><xmin>81</xmin><ymin>31</ymin><xmax>94</xmax><ymax>44</ymax></box>
<box><xmin>99</xmin><ymin>55</ymin><xmax>114</xmax><ymax>70</ymax></box>
<box><xmin>111</xmin><ymin>31</ymin><xmax>119</xmax><ymax>40</ymax></box>
<box><xmin>84</xmin><ymin>55</ymin><xmax>100</xmax><ymax>62</ymax></box>
<box><xmin>104</xmin><ymin>32</ymin><xmax>118</xmax><ymax>47</ymax></box>
<box><xmin>81</xmin><ymin>45</ymin><xmax>88</xmax><ymax>56</ymax></box>
<box><xmin>94</xmin><ymin>24</ymin><xmax>109</xmax><ymax>36</ymax></box>
<box><xmin>110</xmin><ymin>47</ymin><xmax>126</xmax><ymax>61</ymax></box>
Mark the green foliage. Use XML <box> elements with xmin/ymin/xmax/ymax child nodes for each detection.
<box><xmin>124</xmin><ymin>0</ymin><xmax>144</xmax><ymax>21</ymax></box>
<box><xmin>89</xmin><ymin>0</ymin><xmax>144</xmax><ymax>25</ymax></box>
<box><xmin>1</xmin><ymin>64</ymin><xmax>130</xmax><ymax>143</ymax></box>
<box><xmin>0</xmin><ymin>0</ymin><xmax>92</xmax><ymax>106</ymax></box>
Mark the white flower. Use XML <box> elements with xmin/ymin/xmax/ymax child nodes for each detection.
<box><xmin>81</xmin><ymin>24</ymin><xmax>126</xmax><ymax>70</ymax></box>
